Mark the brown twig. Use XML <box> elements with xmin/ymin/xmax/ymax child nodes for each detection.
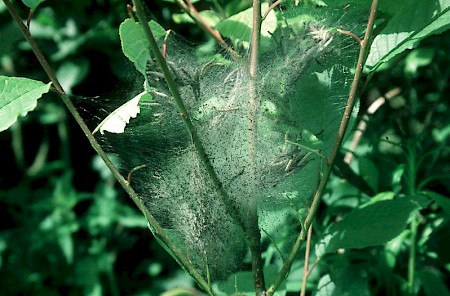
<box><xmin>306</xmin><ymin>257</ymin><xmax>320</xmax><ymax>277</ymax></box>
<box><xmin>248</xmin><ymin>0</ymin><xmax>266</xmax><ymax>294</ymax></box>
<box><xmin>176</xmin><ymin>0</ymin><xmax>238</xmax><ymax>59</ymax></box>
<box><xmin>262</xmin><ymin>0</ymin><xmax>282</xmax><ymax>21</ymax></box>
<box><xmin>162</xmin><ymin>29</ymin><xmax>172</xmax><ymax>58</ymax></box>
<box><xmin>337</xmin><ymin>28</ymin><xmax>362</xmax><ymax>45</ymax></box>
<box><xmin>300</xmin><ymin>223</ymin><xmax>313</xmax><ymax>296</ymax></box>
<box><xmin>266</xmin><ymin>0</ymin><xmax>379</xmax><ymax>294</ymax></box>
<box><xmin>26</xmin><ymin>9</ymin><xmax>33</xmax><ymax>29</ymax></box>
<box><xmin>127</xmin><ymin>164</ymin><xmax>149</xmax><ymax>185</ymax></box>
<box><xmin>127</xmin><ymin>4</ymin><xmax>135</xmax><ymax>20</ymax></box>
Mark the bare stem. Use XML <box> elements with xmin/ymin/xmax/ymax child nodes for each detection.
<box><xmin>266</xmin><ymin>0</ymin><xmax>379</xmax><ymax>294</ymax></box>
<box><xmin>247</xmin><ymin>0</ymin><xmax>266</xmax><ymax>294</ymax></box>
<box><xmin>300</xmin><ymin>223</ymin><xmax>313</xmax><ymax>296</ymax></box>
<box><xmin>262</xmin><ymin>0</ymin><xmax>282</xmax><ymax>21</ymax></box>
<box><xmin>133</xmin><ymin>0</ymin><xmax>243</xmax><ymax>226</ymax></box>
<box><xmin>3</xmin><ymin>0</ymin><xmax>215</xmax><ymax>294</ymax></box>
<box><xmin>337</xmin><ymin>28</ymin><xmax>362</xmax><ymax>45</ymax></box>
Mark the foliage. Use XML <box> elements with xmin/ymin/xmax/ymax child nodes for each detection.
<box><xmin>0</xmin><ymin>0</ymin><xmax>449</xmax><ymax>295</ymax></box>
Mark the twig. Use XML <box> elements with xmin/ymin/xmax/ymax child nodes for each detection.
<box><xmin>175</xmin><ymin>0</ymin><xmax>239</xmax><ymax>59</ymax></box>
<box><xmin>306</xmin><ymin>257</ymin><xmax>320</xmax><ymax>277</ymax></box>
<box><xmin>162</xmin><ymin>29</ymin><xmax>172</xmax><ymax>58</ymax></box>
<box><xmin>262</xmin><ymin>0</ymin><xmax>282</xmax><ymax>21</ymax></box>
<box><xmin>249</xmin><ymin>0</ymin><xmax>261</xmax><ymax>78</ymax></box>
<box><xmin>126</xmin><ymin>4</ymin><xmax>135</xmax><ymax>20</ymax></box>
<box><xmin>266</xmin><ymin>0</ymin><xmax>379</xmax><ymax>294</ymax></box>
<box><xmin>337</xmin><ymin>28</ymin><xmax>362</xmax><ymax>45</ymax></box>
<box><xmin>3</xmin><ymin>0</ymin><xmax>215</xmax><ymax>294</ymax></box>
<box><xmin>300</xmin><ymin>223</ymin><xmax>313</xmax><ymax>296</ymax></box>
<box><xmin>127</xmin><ymin>164</ymin><xmax>149</xmax><ymax>185</ymax></box>
<box><xmin>248</xmin><ymin>0</ymin><xmax>266</xmax><ymax>294</ymax></box>
<box><xmin>26</xmin><ymin>9</ymin><xmax>33</xmax><ymax>29</ymax></box>
<box><xmin>344</xmin><ymin>87</ymin><xmax>401</xmax><ymax>164</ymax></box>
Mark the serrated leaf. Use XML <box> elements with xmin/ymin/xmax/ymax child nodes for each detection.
<box><xmin>366</xmin><ymin>0</ymin><xmax>450</xmax><ymax>69</ymax></box>
<box><xmin>323</xmin><ymin>198</ymin><xmax>419</xmax><ymax>253</ymax></box>
<box><xmin>0</xmin><ymin>76</ymin><xmax>51</xmax><ymax>132</ymax></box>
<box><xmin>21</xmin><ymin>0</ymin><xmax>45</xmax><ymax>9</ymax></box>
<box><xmin>119</xmin><ymin>19</ymin><xmax>166</xmax><ymax>74</ymax></box>
<box><xmin>93</xmin><ymin>91</ymin><xmax>148</xmax><ymax>135</ymax></box>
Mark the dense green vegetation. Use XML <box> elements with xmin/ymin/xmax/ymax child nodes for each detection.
<box><xmin>0</xmin><ymin>0</ymin><xmax>449</xmax><ymax>295</ymax></box>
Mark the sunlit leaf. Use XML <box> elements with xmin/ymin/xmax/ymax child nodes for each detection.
<box><xmin>366</xmin><ymin>0</ymin><xmax>450</xmax><ymax>69</ymax></box>
<box><xmin>215</xmin><ymin>2</ymin><xmax>277</xmax><ymax>52</ymax></box>
<box><xmin>21</xmin><ymin>0</ymin><xmax>45</xmax><ymax>9</ymax></box>
<box><xmin>0</xmin><ymin>76</ymin><xmax>51</xmax><ymax>132</ymax></box>
<box><xmin>119</xmin><ymin>19</ymin><xmax>166</xmax><ymax>74</ymax></box>
<box><xmin>322</xmin><ymin>198</ymin><xmax>419</xmax><ymax>253</ymax></box>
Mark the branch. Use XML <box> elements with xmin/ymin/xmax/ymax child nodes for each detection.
<box><xmin>266</xmin><ymin>0</ymin><xmax>379</xmax><ymax>294</ymax></box>
<box><xmin>262</xmin><ymin>0</ymin><xmax>282</xmax><ymax>21</ymax></box>
<box><xmin>248</xmin><ymin>0</ymin><xmax>266</xmax><ymax>294</ymax></box>
<box><xmin>3</xmin><ymin>0</ymin><xmax>216</xmax><ymax>294</ymax></box>
<box><xmin>300</xmin><ymin>223</ymin><xmax>313</xmax><ymax>296</ymax></box>
<box><xmin>175</xmin><ymin>0</ymin><xmax>239</xmax><ymax>60</ymax></box>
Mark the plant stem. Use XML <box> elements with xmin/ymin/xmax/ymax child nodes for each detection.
<box><xmin>4</xmin><ymin>0</ymin><xmax>215</xmax><ymax>294</ymax></box>
<box><xmin>248</xmin><ymin>1</ymin><xmax>266</xmax><ymax>294</ymax></box>
<box><xmin>300</xmin><ymin>223</ymin><xmax>313</xmax><ymax>296</ymax></box>
<box><xmin>132</xmin><ymin>0</ymin><xmax>243</xmax><ymax>228</ymax></box>
<box><xmin>266</xmin><ymin>0</ymin><xmax>379</xmax><ymax>294</ymax></box>
<box><xmin>408</xmin><ymin>216</ymin><xmax>418</xmax><ymax>295</ymax></box>
<box><xmin>263</xmin><ymin>0</ymin><xmax>282</xmax><ymax>21</ymax></box>
<box><xmin>176</xmin><ymin>0</ymin><xmax>239</xmax><ymax>60</ymax></box>
<box><xmin>249</xmin><ymin>0</ymin><xmax>261</xmax><ymax>78</ymax></box>
<box><xmin>406</xmin><ymin>143</ymin><xmax>418</xmax><ymax>296</ymax></box>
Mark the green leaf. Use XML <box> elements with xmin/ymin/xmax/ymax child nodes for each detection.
<box><xmin>404</xmin><ymin>47</ymin><xmax>435</xmax><ymax>75</ymax></box>
<box><xmin>366</xmin><ymin>0</ymin><xmax>450</xmax><ymax>69</ymax></box>
<box><xmin>417</xmin><ymin>269</ymin><xmax>450</xmax><ymax>296</ymax></box>
<box><xmin>0</xmin><ymin>76</ymin><xmax>51</xmax><ymax>132</ymax></box>
<box><xmin>315</xmin><ymin>266</ymin><xmax>370</xmax><ymax>296</ymax></box>
<box><xmin>315</xmin><ymin>274</ymin><xmax>335</xmax><ymax>296</ymax></box>
<box><xmin>213</xmin><ymin>265</ymin><xmax>285</xmax><ymax>296</ymax></box>
<box><xmin>421</xmin><ymin>190</ymin><xmax>450</xmax><ymax>218</ymax></box>
<box><xmin>56</xmin><ymin>59</ymin><xmax>90</xmax><ymax>94</ymax></box>
<box><xmin>21</xmin><ymin>0</ymin><xmax>45</xmax><ymax>9</ymax></box>
<box><xmin>360</xmin><ymin>191</ymin><xmax>395</xmax><ymax>208</ymax></box>
<box><xmin>358</xmin><ymin>157</ymin><xmax>379</xmax><ymax>193</ymax></box>
<box><xmin>119</xmin><ymin>19</ymin><xmax>166</xmax><ymax>74</ymax></box>
<box><xmin>323</xmin><ymin>198</ymin><xmax>419</xmax><ymax>253</ymax></box>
